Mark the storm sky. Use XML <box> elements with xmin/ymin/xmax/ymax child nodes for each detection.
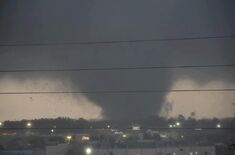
<box><xmin>0</xmin><ymin>0</ymin><xmax>235</xmax><ymax>120</ymax></box>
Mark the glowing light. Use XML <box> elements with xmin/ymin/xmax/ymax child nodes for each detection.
<box><xmin>85</xmin><ymin>147</ymin><xmax>92</xmax><ymax>155</ymax></box>
<box><xmin>169</xmin><ymin>124</ymin><xmax>173</xmax><ymax>128</ymax></box>
<box><xmin>160</xmin><ymin>134</ymin><xmax>167</xmax><ymax>138</ymax></box>
<box><xmin>107</xmin><ymin>125</ymin><xmax>110</xmax><ymax>128</ymax></box>
<box><xmin>66</xmin><ymin>135</ymin><xmax>72</xmax><ymax>140</ymax></box>
<box><xmin>122</xmin><ymin>134</ymin><xmax>127</xmax><ymax>138</ymax></box>
<box><xmin>27</xmin><ymin>122</ymin><xmax>32</xmax><ymax>127</ymax></box>
<box><xmin>82</xmin><ymin>136</ymin><xmax>90</xmax><ymax>141</ymax></box>
<box><xmin>0</xmin><ymin>122</ymin><xmax>2</xmax><ymax>126</ymax></box>
<box><xmin>132</xmin><ymin>126</ymin><xmax>140</xmax><ymax>130</ymax></box>
<box><xmin>51</xmin><ymin>129</ymin><xmax>54</xmax><ymax>133</ymax></box>
<box><xmin>216</xmin><ymin>124</ymin><xmax>221</xmax><ymax>128</ymax></box>
<box><xmin>176</xmin><ymin>122</ymin><xmax>181</xmax><ymax>126</ymax></box>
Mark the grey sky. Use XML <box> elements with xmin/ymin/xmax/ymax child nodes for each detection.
<box><xmin>0</xmin><ymin>0</ymin><xmax>235</xmax><ymax>120</ymax></box>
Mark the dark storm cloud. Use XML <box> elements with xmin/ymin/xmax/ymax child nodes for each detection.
<box><xmin>0</xmin><ymin>0</ymin><xmax>235</xmax><ymax>119</ymax></box>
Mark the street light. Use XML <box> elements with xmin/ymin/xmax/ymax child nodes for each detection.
<box><xmin>26</xmin><ymin>122</ymin><xmax>32</xmax><ymax>128</ymax></box>
<box><xmin>85</xmin><ymin>147</ymin><xmax>92</xmax><ymax>155</ymax></box>
<box><xmin>51</xmin><ymin>129</ymin><xmax>54</xmax><ymax>133</ymax></box>
<box><xmin>66</xmin><ymin>135</ymin><xmax>72</xmax><ymax>143</ymax></box>
<box><xmin>0</xmin><ymin>122</ymin><xmax>2</xmax><ymax>127</ymax></box>
<box><xmin>66</xmin><ymin>135</ymin><xmax>72</xmax><ymax>140</ymax></box>
<box><xmin>216</xmin><ymin>124</ymin><xmax>221</xmax><ymax>128</ymax></box>
<box><xmin>176</xmin><ymin>122</ymin><xmax>181</xmax><ymax>127</ymax></box>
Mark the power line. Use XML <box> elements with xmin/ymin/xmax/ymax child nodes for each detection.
<box><xmin>0</xmin><ymin>35</ymin><xmax>235</xmax><ymax>47</ymax></box>
<box><xmin>0</xmin><ymin>88</ymin><xmax>234</xmax><ymax>95</ymax></box>
<box><xmin>0</xmin><ymin>64</ymin><xmax>235</xmax><ymax>73</ymax></box>
<box><xmin>0</xmin><ymin>127</ymin><xmax>234</xmax><ymax>130</ymax></box>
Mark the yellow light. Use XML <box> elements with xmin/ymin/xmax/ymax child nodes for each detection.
<box><xmin>85</xmin><ymin>147</ymin><xmax>92</xmax><ymax>155</ymax></box>
<box><xmin>27</xmin><ymin>122</ymin><xmax>32</xmax><ymax>127</ymax></box>
<box><xmin>66</xmin><ymin>135</ymin><xmax>72</xmax><ymax>140</ymax></box>
<box><xmin>122</xmin><ymin>134</ymin><xmax>127</xmax><ymax>138</ymax></box>
<box><xmin>0</xmin><ymin>122</ymin><xmax>2</xmax><ymax>126</ymax></box>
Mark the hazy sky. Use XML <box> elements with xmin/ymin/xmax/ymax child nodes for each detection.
<box><xmin>0</xmin><ymin>0</ymin><xmax>235</xmax><ymax>120</ymax></box>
